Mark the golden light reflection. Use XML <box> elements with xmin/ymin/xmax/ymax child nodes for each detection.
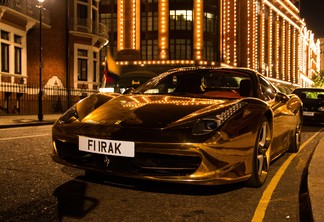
<box><xmin>122</xmin><ymin>96</ymin><xmax>222</xmax><ymax>109</ymax></box>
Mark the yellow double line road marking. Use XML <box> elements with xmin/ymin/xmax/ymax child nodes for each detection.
<box><xmin>252</xmin><ymin>128</ymin><xmax>324</xmax><ymax>221</ymax></box>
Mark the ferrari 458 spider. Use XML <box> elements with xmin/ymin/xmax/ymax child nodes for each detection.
<box><xmin>52</xmin><ymin>67</ymin><xmax>302</xmax><ymax>187</ymax></box>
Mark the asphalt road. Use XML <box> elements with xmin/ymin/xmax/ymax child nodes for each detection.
<box><xmin>0</xmin><ymin>125</ymin><xmax>323</xmax><ymax>222</ymax></box>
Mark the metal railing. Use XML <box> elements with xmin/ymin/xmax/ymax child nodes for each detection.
<box><xmin>68</xmin><ymin>18</ymin><xmax>108</xmax><ymax>38</ymax></box>
<box><xmin>0</xmin><ymin>84</ymin><xmax>98</xmax><ymax>115</ymax></box>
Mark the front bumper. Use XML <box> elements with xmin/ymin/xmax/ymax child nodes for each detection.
<box><xmin>302</xmin><ymin>111</ymin><xmax>324</xmax><ymax>124</ymax></box>
<box><xmin>52</xmin><ymin>134</ymin><xmax>255</xmax><ymax>185</ymax></box>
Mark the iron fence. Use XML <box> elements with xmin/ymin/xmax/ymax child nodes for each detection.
<box><xmin>0</xmin><ymin>83</ymin><xmax>98</xmax><ymax>115</ymax></box>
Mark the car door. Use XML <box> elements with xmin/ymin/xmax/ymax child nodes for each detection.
<box><xmin>258</xmin><ymin>76</ymin><xmax>294</xmax><ymax>158</ymax></box>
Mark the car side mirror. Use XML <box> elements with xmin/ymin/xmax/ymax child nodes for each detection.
<box><xmin>123</xmin><ymin>87</ymin><xmax>135</xmax><ymax>94</ymax></box>
<box><xmin>276</xmin><ymin>92</ymin><xmax>289</xmax><ymax>103</ymax></box>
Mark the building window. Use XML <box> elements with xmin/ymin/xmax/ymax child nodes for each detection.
<box><xmin>1</xmin><ymin>30</ymin><xmax>9</xmax><ymax>40</ymax></box>
<box><xmin>141</xmin><ymin>11</ymin><xmax>158</xmax><ymax>31</ymax></box>
<box><xmin>169</xmin><ymin>39</ymin><xmax>192</xmax><ymax>60</ymax></box>
<box><xmin>1</xmin><ymin>30</ymin><xmax>10</xmax><ymax>73</ymax></box>
<box><xmin>264</xmin><ymin>6</ymin><xmax>270</xmax><ymax>76</ymax></box>
<box><xmin>141</xmin><ymin>0</ymin><xmax>158</xmax><ymax>2</ymax></box>
<box><xmin>93</xmin><ymin>52</ymin><xmax>97</xmax><ymax>82</ymax></box>
<box><xmin>14</xmin><ymin>35</ymin><xmax>22</xmax><ymax>74</ymax></box>
<box><xmin>141</xmin><ymin>0</ymin><xmax>158</xmax><ymax>60</ymax></box>
<box><xmin>93</xmin><ymin>61</ymin><xmax>97</xmax><ymax>82</ymax></box>
<box><xmin>99</xmin><ymin>0</ymin><xmax>118</xmax><ymax>52</ymax></box>
<box><xmin>14</xmin><ymin>35</ymin><xmax>22</xmax><ymax>44</ymax></box>
<box><xmin>77</xmin><ymin>1</ymin><xmax>88</xmax><ymax>26</ymax></box>
<box><xmin>169</xmin><ymin>10</ymin><xmax>193</xmax><ymax>30</ymax></box>
<box><xmin>14</xmin><ymin>47</ymin><xmax>22</xmax><ymax>74</ymax></box>
<box><xmin>0</xmin><ymin>30</ymin><xmax>26</xmax><ymax>76</ymax></box>
<box><xmin>78</xmin><ymin>59</ymin><xmax>88</xmax><ymax>81</ymax></box>
<box><xmin>278</xmin><ymin>17</ymin><xmax>283</xmax><ymax>79</ymax></box>
<box><xmin>78</xmin><ymin>49</ymin><xmax>88</xmax><ymax>57</ymax></box>
<box><xmin>169</xmin><ymin>9</ymin><xmax>193</xmax><ymax>60</ymax></box>
<box><xmin>1</xmin><ymin>43</ymin><xmax>9</xmax><ymax>73</ymax></box>
<box><xmin>204</xmin><ymin>41</ymin><xmax>214</xmax><ymax>61</ymax></box>
<box><xmin>101</xmin><ymin>13</ymin><xmax>117</xmax><ymax>36</ymax></box>
<box><xmin>78</xmin><ymin>4</ymin><xmax>88</xmax><ymax>19</ymax></box>
<box><xmin>78</xmin><ymin>49</ymin><xmax>88</xmax><ymax>81</ymax></box>
<box><xmin>141</xmin><ymin>39</ymin><xmax>158</xmax><ymax>60</ymax></box>
<box><xmin>204</xmin><ymin>12</ymin><xmax>215</xmax><ymax>33</ymax></box>
<box><xmin>271</xmin><ymin>13</ymin><xmax>277</xmax><ymax>78</ymax></box>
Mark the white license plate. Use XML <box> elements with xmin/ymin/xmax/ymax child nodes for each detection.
<box><xmin>79</xmin><ymin>136</ymin><xmax>135</xmax><ymax>157</ymax></box>
<box><xmin>303</xmin><ymin>111</ymin><xmax>314</xmax><ymax>116</ymax></box>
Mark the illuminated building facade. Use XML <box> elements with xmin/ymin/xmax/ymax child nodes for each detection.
<box><xmin>320</xmin><ymin>38</ymin><xmax>324</xmax><ymax>72</ymax></box>
<box><xmin>100</xmin><ymin>0</ymin><xmax>320</xmax><ymax>88</ymax></box>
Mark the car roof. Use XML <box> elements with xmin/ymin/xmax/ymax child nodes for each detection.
<box><xmin>167</xmin><ymin>66</ymin><xmax>257</xmax><ymax>73</ymax></box>
<box><xmin>293</xmin><ymin>88</ymin><xmax>324</xmax><ymax>92</ymax></box>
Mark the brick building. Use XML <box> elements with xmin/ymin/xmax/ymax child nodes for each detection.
<box><xmin>0</xmin><ymin>0</ymin><xmax>108</xmax><ymax>113</ymax></box>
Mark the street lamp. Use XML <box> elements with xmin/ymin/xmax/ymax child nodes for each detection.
<box><xmin>37</xmin><ymin>0</ymin><xmax>45</xmax><ymax>121</ymax></box>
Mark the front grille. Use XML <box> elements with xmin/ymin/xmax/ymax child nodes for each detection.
<box><xmin>133</xmin><ymin>153</ymin><xmax>200</xmax><ymax>170</ymax></box>
<box><xmin>304</xmin><ymin>107</ymin><xmax>322</xmax><ymax>111</ymax></box>
<box><xmin>54</xmin><ymin>140</ymin><xmax>202</xmax><ymax>176</ymax></box>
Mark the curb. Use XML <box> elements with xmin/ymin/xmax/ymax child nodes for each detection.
<box><xmin>308</xmin><ymin>136</ymin><xmax>324</xmax><ymax>222</ymax></box>
<box><xmin>0</xmin><ymin>121</ymin><xmax>56</xmax><ymax>129</ymax></box>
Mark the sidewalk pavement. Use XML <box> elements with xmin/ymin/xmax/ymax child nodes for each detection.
<box><xmin>0</xmin><ymin>114</ymin><xmax>61</xmax><ymax>128</ymax></box>
<box><xmin>0</xmin><ymin>114</ymin><xmax>323</xmax><ymax>221</ymax></box>
<box><xmin>308</xmin><ymin>136</ymin><xmax>324</xmax><ymax>222</ymax></box>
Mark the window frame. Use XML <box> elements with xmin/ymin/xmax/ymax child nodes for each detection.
<box><xmin>1</xmin><ymin>42</ymin><xmax>9</xmax><ymax>73</ymax></box>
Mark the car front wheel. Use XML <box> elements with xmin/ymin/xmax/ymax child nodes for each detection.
<box><xmin>246</xmin><ymin>117</ymin><xmax>272</xmax><ymax>188</ymax></box>
<box><xmin>288</xmin><ymin>112</ymin><xmax>302</xmax><ymax>153</ymax></box>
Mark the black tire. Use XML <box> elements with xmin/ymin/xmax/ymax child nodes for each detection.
<box><xmin>246</xmin><ymin>117</ymin><xmax>272</xmax><ymax>188</ymax></box>
<box><xmin>288</xmin><ymin>113</ymin><xmax>302</xmax><ymax>153</ymax></box>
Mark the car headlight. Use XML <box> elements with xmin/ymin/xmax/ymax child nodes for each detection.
<box><xmin>59</xmin><ymin>105</ymin><xmax>79</xmax><ymax>123</ymax></box>
<box><xmin>192</xmin><ymin>102</ymin><xmax>246</xmax><ymax>135</ymax></box>
<box><xmin>192</xmin><ymin>118</ymin><xmax>219</xmax><ymax>135</ymax></box>
<box><xmin>318</xmin><ymin>107</ymin><xmax>324</xmax><ymax>112</ymax></box>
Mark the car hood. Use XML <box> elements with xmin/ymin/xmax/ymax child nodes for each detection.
<box><xmin>81</xmin><ymin>94</ymin><xmax>237</xmax><ymax>128</ymax></box>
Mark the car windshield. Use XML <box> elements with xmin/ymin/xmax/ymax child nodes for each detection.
<box><xmin>134</xmin><ymin>69</ymin><xmax>252</xmax><ymax>99</ymax></box>
<box><xmin>294</xmin><ymin>89</ymin><xmax>324</xmax><ymax>100</ymax></box>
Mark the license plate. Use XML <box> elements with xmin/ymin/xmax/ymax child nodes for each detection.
<box><xmin>79</xmin><ymin>136</ymin><xmax>135</xmax><ymax>157</ymax></box>
<box><xmin>303</xmin><ymin>111</ymin><xmax>314</xmax><ymax>116</ymax></box>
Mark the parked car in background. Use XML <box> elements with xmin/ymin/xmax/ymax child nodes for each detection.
<box><xmin>292</xmin><ymin>88</ymin><xmax>324</xmax><ymax>124</ymax></box>
<box><xmin>52</xmin><ymin>67</ymin><xmax>303</xmax><ymax>188</ymax></box>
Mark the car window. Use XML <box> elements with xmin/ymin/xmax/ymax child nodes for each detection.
<box><xmin>259</xmin><ymin>76</ymin><xmax>276</xmax><ymax>101</ymax></box>
<box><xmin>135</xmin><ymin>69</ymin><xmax>251</xmax><ymax>99</ymax></box>
<box><xmin>274</xmin><ymin>85</ymin><xmax>292</xmax><ymax>95</ymax></box>
<box><xmin>294</xmin><ymin>90</ymin><xmax>324</xmax><ymax>100</ymax></box>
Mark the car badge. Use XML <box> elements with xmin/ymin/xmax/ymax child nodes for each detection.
<box><xmin>104</xmin><ymin>156</ymin><xmax>110</xmax><ymax>167</ymax></box>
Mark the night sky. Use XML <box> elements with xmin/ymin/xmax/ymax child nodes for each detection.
<box><xmin>300</xmin><ymin>0</ymin><xmax>324</xmax><ymax>38</ymax></box>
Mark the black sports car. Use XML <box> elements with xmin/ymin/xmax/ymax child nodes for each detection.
<box><xmin>52</xmin><ymin>67</ymin><xmax>302</xmax><ymax>187</ymax></box>
<box><xmin>292</xmin><ymin>87</ymin><xmax>324</xmax><ymax>124</ymax></box>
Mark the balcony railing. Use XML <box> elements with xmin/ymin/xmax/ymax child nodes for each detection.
<box><xmin>69</xmin><ymin>18</ymin><xmax>108</xmax><ymax>39</ymax></box>
<box><xmin>0</xmin><ymin>0</ymin><xmax>50</xmax><ymax>25</ymax></box>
